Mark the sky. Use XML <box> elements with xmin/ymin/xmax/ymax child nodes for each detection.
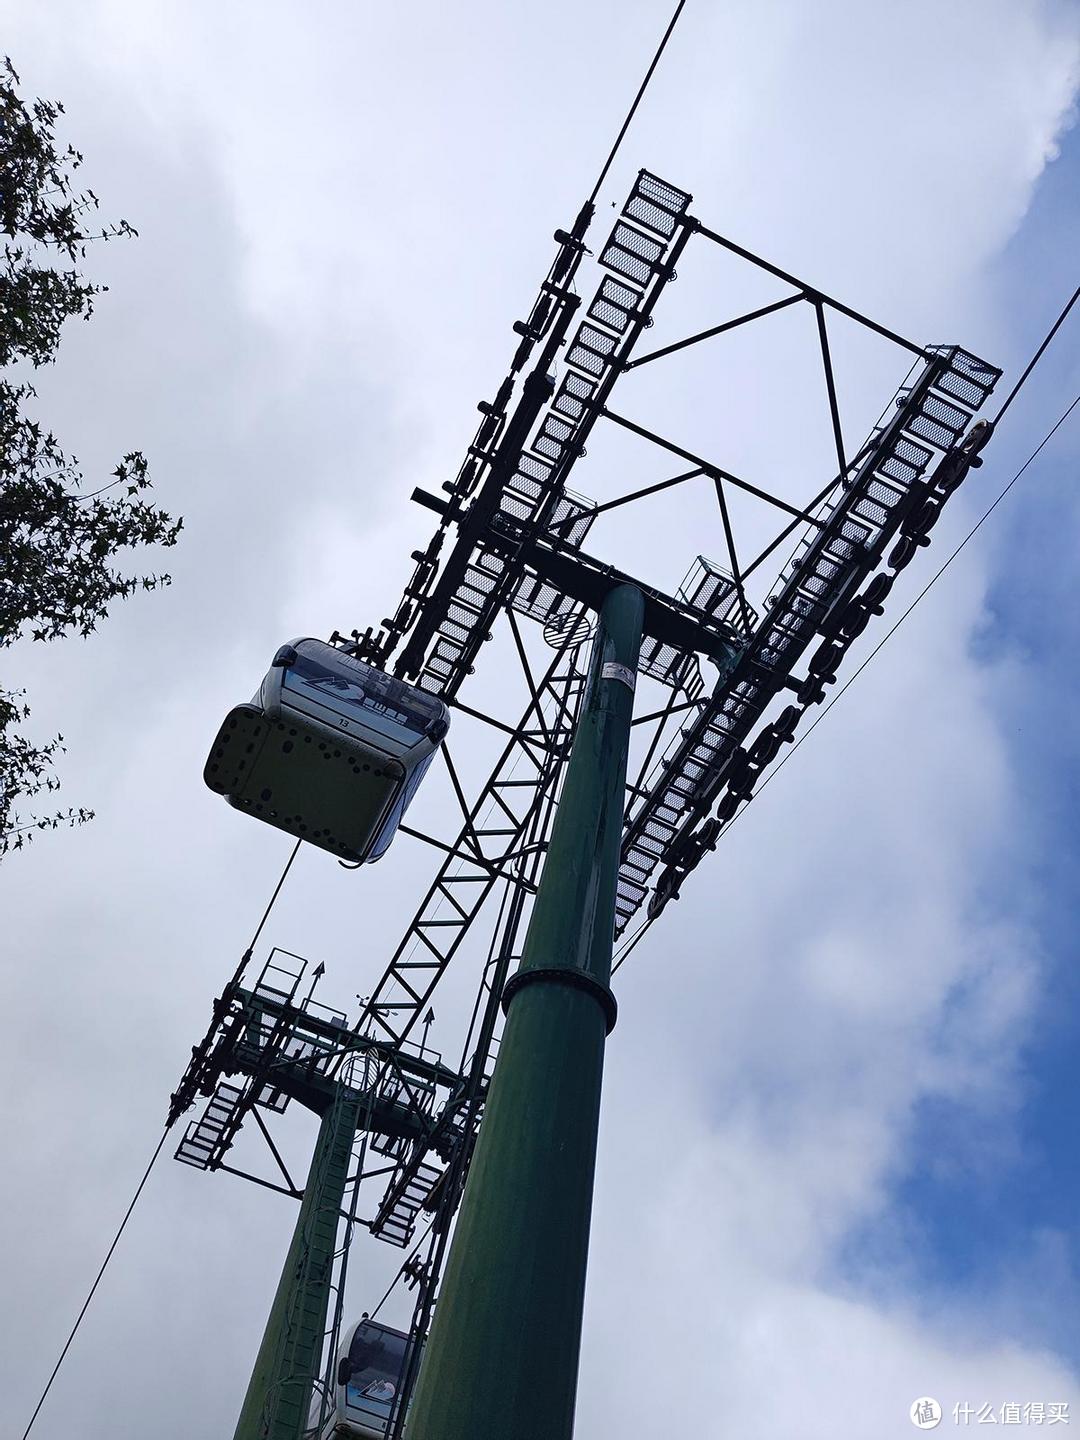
<box><xmin>2</xmin><ymin>2</ymin><xmax>1080</xmax><ymax>1438</ymax></box>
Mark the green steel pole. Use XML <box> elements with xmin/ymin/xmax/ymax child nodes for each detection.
<box><xmin>234</xmin><ymin>1088</ymin><xmax>360</xmax><ymax>1440</ymax></box>
<box><xmin>406</xmin><ymin>583</ymin><xmax>644</xmax><ymax>1440</ymax></box>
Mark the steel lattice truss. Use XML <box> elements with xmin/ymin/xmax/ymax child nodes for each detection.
<box><xmin>366</xmin><ymin>168</ymin><xmax>999</xmax><ymax>941</ymax></box>
<box><xmin>171</xmin><ymin>168</ymin><xmax>1001</xmax><ymax>1437</ymax></box>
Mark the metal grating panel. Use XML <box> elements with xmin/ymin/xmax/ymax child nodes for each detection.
<box><xmin>566</xmin><ymin>323</ymin><xmax>618</xmax><ymax>378</ymax></box>
<box><xmin>511</xmin><ymin>574</ymin><xmax>575</xmax><ymax>628</ymax></box>
<box><xmin>517</xmin><ymin>452</ymin><xmax>553</xmax><ymax>487</ymax></box>
<box><xmin>677</xmin><ymin>556</ymin><xmax>758</xmax><ymax>639</ymax></box>
<box><xmin>548</xmin><ymin>490</ymin><xmax>596</xmax><ymax>547</ymax></box>
<box><xmin>552</xmin><ymin>371</ymin><xmax>596</xmax><ymax>425</ymax></box>
<box><xmin>587</xmin><ymin>275</ymin><xmax>643</xmax><ymax>336</ymax></box>
<box><xmin>622</xmin><ymin>170</ymin><xmax>691</xmax><ymax>239</ymax></box>
<box><xmin>599</xmin><ymin>220</ymin><xmax>665</xmax><ymax>286</ymax></box>
<box><xmin>509</xmin><ymin>490</ymin><xmax>596</xmax><ymax>626</ymax></box>
<box><xmin>637</xmin><ymin>634</ymin><xmax>683</xmax><ymax>685</ymax></box>
<box><xmin>535</xmin><ymin>413</ymin><xmax>578</xmax><ymax>462</ymax></box>
<box><xmin>928</xmin><ymin>346</ymin><xmax>1000</xmax><ymax>409</ymax></box>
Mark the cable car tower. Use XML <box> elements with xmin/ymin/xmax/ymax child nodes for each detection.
<box><xmin>171</xmin><ymin>150</ymin><xmax>1000</xmax><ymax>1440</ymax></box>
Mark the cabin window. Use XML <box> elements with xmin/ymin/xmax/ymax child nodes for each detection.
<box><xmin>344</xmin><ymin>1324</ymin><xmax>408</xmax><ymax>1418</ymax></box>
<box><xmin>284</xmin><ymin>653</ymin><xmax>372</xmax><ymax>720</ymax></box>
<box><xmin>284</xmin><ymin>650</ymin><xmax>442</xmax><ymax>740</ymax></box>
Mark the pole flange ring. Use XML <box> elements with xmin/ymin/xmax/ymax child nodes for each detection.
<box><xmin>501</xmin><ymin>966</ymin><xmax>618</xmax><ymax>1034</ymax></box>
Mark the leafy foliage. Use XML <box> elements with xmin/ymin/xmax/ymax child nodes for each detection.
<box><xmin>1</xmin><ymin>686</ymin><xmax>93</xmax><ymax>848</ymax></box>
<box><xmin>0</xmin><ymin>57</ymin><xmax>182</xmax><ymax>855</ymax></box>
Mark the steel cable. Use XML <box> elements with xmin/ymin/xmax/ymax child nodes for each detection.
<box><xmin>588</xmin><ymin>1</ymin><xmax>688</xmax><ymax>206</ymax></box>
<box><xmin>21</xmin><ymin>838</ymin><xmax>301</xmax><ymax>1436</ymax></box>
<box><xmin>20</xmin><ymin>1129</ymin><xmax>169</xmax><ymax>1439</ymax></box>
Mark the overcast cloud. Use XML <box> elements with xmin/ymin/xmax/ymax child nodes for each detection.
<box><xmin>2</xmin><ymin>3</ymin><xmax>1080</xmax><ymax>1438</ymax></box>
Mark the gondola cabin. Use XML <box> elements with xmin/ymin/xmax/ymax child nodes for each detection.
<box><xmin>204</xmin><ymin>638</ymin><xmax>449</xmax><ymax>863</ymax></box>
<box><xmin>309</xmin><ymin>1316</ymin><xmax>414</xmax><ymax>1439</ymax></box>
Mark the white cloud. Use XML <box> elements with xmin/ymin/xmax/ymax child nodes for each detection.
<box><xmin>1</xmin><ymin>2</ymin><xmax>1079</xmax><ymax>1437</ymax></box>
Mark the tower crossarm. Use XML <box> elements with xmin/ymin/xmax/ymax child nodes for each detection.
<box><xmin>376</xmin><ymin>173</ymin><xmax>694</xmax><ymax>700</ymax></box>
<box><xmin>171</xmin><ymin>946</ymin><xmax>465</xmax><ymax>1176</ymax></box>
<box><xmin>614</xmin><ymin>344</ymin><xmax>1001</xmax><ymax>933</ymax></box>
<box><xmin>482</xmin><ymin>518</ymin><xmax>743</xmax><ymax>673</ymax></box>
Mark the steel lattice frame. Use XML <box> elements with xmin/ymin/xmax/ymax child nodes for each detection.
<box><xmin>171</xmin><ymin>167</ymin><xmax>1000</xmax><ymax>1438</ymax></box>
